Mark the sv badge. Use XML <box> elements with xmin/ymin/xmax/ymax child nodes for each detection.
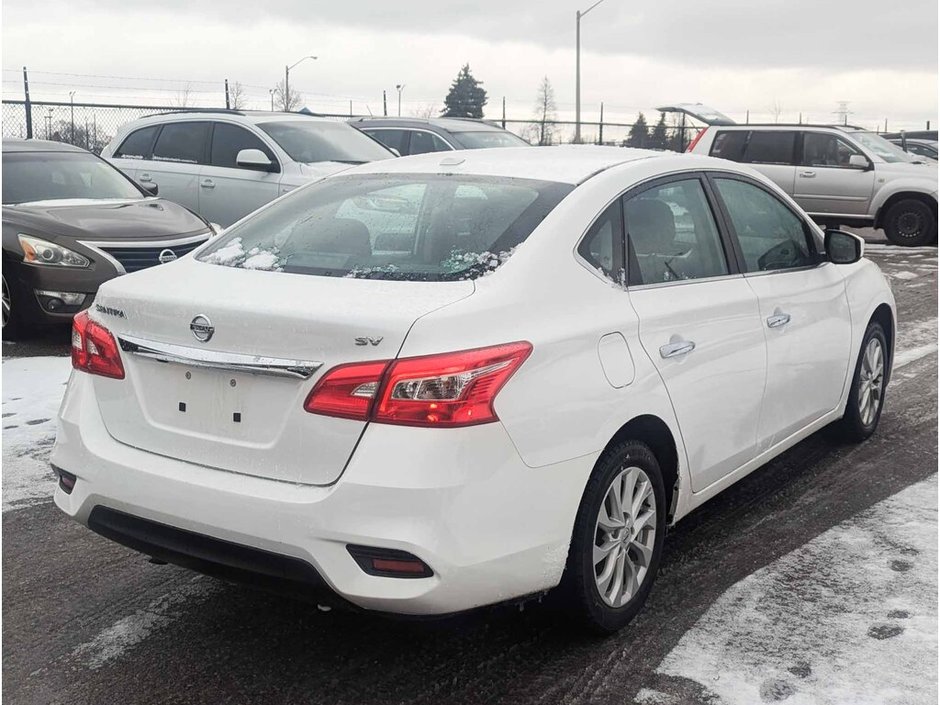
<box><xmin>355</xmin><ymin>336</ymin><xmax>384</xmax><ymax>347</ymax></box>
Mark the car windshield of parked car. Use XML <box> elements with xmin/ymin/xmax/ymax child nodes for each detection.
<box><xmin>257</xmin><ymin>121</ymin><xmax>394</xmax><ymax>164</ymax></box>
<box><xmin>450</xmin><ymin>130</ymin><xmax>531</xmax><ymax>149</ymax></box>
<box><xmin>2</xmin><ymin>152</ymin><xmax>143</xmax><ymax>205</ymax></box>
<box><xmin>197</xmin><ymin>174</ymin><xmax>572</xmax><ymax>280</ymax></box>
<box><xmin>849</xmin><ymin>131</ymin><xmax>916</xmax><ymax>163</ymax></box>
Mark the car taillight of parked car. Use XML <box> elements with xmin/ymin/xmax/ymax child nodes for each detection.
<box><xmin>71</xmin><ymin>310</ymin><xmax>125</xmax><ymax>379</ymax></box>
<box><xmin>686</xmin><ymin>129</ymin><xmax>706</xmax><ymax>153</ymax></box>
<box><xmin>304</xmin><ymin>342</ymin><xmax>532</xmax><ymax>427</ymax></box>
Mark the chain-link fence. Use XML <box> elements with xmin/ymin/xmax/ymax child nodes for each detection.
<box><xmin>2</xmin><ymin>99</ymin><xmax>700</xmax><ymax>153</ymax></box>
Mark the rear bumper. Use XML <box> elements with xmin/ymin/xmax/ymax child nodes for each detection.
<box><xmin>52</xmin><ymin>371</ymin><xmax>595</xmax><ymax>615</ymax></box>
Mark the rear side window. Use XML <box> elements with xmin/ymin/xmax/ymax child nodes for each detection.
<box><xmin>152</xmin><ymin>122</ymin><xmax>209</xmax><ymax>165</ymax></box>
<box><xmin>744</xmin><ymin>132</ymin><xmax>795</xmax><ymax>165</ymax></box>
<box><xmin>714</xmin><ymin>178</ymin><xmax>817</xmax><ymax>272</ymax></box>
<box><xmin>198</xmin><ymin>174</ymin><xmax>573</xmax><ymax>280</ymax></box>
<box><xmin>709</xmin><ymin>131</ymin><xmax>747</xmax><ymax>161</ymax></box>
<box><xmin>114</xmin><ymin>126</ymin><xmax>159</xmax><ymax>160</ymax></box>
<box><xmin>578</xmin><ymin>201</ymin><xmax>624</xmax><ymax>283</ymax></box>
<box><xmin>624</xmin><ymin>178</ymin><xmax>729</xmax><ymax>285</ymax></box>
<box><xmin>210</xmin><ymin>123</ymin><xmax>278</xmax><ymax>170</ymax></box>
<box><xmin>409</xmin><ymin>130</ymin><xmax>452</xmax><ymax>155</ymax></box>
<box><xmin>363</xmin><ymin>129</ymin><xmax>407</xmax><ymax>155</ymax></box>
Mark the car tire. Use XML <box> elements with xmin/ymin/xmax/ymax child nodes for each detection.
<box><xmin>883</xmin><ymin>199</ymin><xmax>936</xmax><ymax>246</ymax></box>
<box><xmin>560</xmin><ymin>440</ymin><xmax>666</xmax><ymax>634</ymax></box>
<box><xmin>834</xmin><ymin>321</ymin><xmax>888</xmax><ymax>442</ymax></box>
<box><xmin>1</xmin><ymin>275</ymin><xmax>26</xmax><ymax>341</ymax></box>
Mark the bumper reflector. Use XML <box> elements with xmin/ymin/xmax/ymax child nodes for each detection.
<box><xmin>52</xmin><ymin>465</ymin><xmax>76</xmax><ymax>494</ymax></box>
<box><xmin>347</xmin><ymin>544</ymin><xmax>433</xmax><ymax>579</ymax></box>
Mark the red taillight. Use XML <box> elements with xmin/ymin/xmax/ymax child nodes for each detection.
<box><xmin>304</xmin><ymin>342</ymin><xmax>532</xmax><ymax>428</ymax></box>
<box><xmin>304</xmin><ymin>360</ymin><xmax>390</xmax><ymax>420</ymax></box>
<box><xmin>71</xmin><ymin>310</ymin><xmax>125</xmax><ymax>379</ymax></box>
<box><xmin>686</xmin><ymin>128</ymin><xmax>706</xmax><ymax>152</ymax></box>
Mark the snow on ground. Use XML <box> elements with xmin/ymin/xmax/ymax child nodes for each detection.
<box><xmin>652</xmin><ymin>474</ymin><xmax>938</xmax><ymax>705</ymax></box>
<box><xmin>2</xmin><ymin>356</ymin><xmax>72</xmax><ymax>511</ymax></box>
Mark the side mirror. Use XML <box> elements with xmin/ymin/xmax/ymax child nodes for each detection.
<box><xmin>825</xmin><ymin>229</ymin><xmax>864</xmax><ymax>265</ymax></box>
<box><xmin>235</xmin><ymin>148</ymin><xmax>275</xmax><ymax>172</ymax></box>
<box><xmin>140</xmin><ymin>181</ymin><xmax>158</xmax><ymax>196</ymax></box>
<box><xmin>848</xmin><ymin>154</ymin><xmax>871</xmax><ymax>170</ymax></box>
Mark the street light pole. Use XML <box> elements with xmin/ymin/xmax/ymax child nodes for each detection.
<box><xmin>284</xmin><ymin>55</ymin><xmax>317</xmax><ymax>111</ymax></box>
<box><xmin>575</xmin><ymin>0</ymin><xmax>607</xmax><ymax>144</ymax></box>
<box><xmin>395</xmin><ymin>84</ymin><xmax>405</xmax><ymax>117</ymax></box>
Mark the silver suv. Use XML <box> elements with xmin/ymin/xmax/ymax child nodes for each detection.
<box><xmin>101</xmin><ymin>111</ymin><xmax>393</xmax><ymax>227</ymax></box>
<box><xmin>691</xmin><ymin>124</ymin><xmax>938</xmax><ymax>246</ymax></box>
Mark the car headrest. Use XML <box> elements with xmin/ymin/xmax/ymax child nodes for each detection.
<box><xmin>625</xmin><ymin>199</ymin><xmax>677</xmax><ymax>254</ymax></box>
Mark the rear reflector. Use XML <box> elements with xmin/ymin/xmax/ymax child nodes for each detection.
<box><xmin>52</xmin><ymin>465</ymin><xmax>76</xmax><ymax>494</ymax></box>
<box><xmin>304</xmin><ymin>342</ymin><xmax>531</xmax><ymax>428</ymax></box>
<box><xmin>346</xmin><ymin>545</ymin><xmax>433</xmax><ymax>578</ymax></box>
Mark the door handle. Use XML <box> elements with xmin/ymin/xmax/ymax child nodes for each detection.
<box><xmin>799</xmin><ymin>170</ymin><xmax>816</xmax><ymax>178</ymax></box>
<box><xmin>200</xmin><ymin>179</ymin><xmax>215</xmax><ymax>189</ymax></box>
<box><xmin>767</xmin><ymin>312</ymin><xmax>791</xmax><ymax>328</ymax></box>
<box><xmin>659</xmin><ymin>340</ymin><xmax>696</xmax><ymax>359</ymax></box>
<box><xmin>139</xmin><ymin>174</ymin><xmax>152</xmax><ymax>182</ymax></box>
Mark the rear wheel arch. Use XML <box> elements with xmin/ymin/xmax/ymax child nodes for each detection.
<box><xmin>875</xmin><ymin>191</ymin><xmax>937</xmax><ymax>230</ymax></box>
<box><xmin>602</xmin><ymin>415</ymin><xmax>680</xmax><ymax>523</ymax></box>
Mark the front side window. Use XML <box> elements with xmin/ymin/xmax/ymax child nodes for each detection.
<box><xmin>152</xmin><ymin>122</ymin><xmax>209</xmax><ymax>165</ymax></box>
<box><xmin>197</xmin><ymin>174</ymin><xmax>572</xmax><ymax>280</ymax></box>
<box><xmin>114</xmin><ymin>125</ymin><xmax>159</xmax><ymax>160</ymax></box>
<box><xmin>848</xmin><ymin>131</ymin><xmax>915</xmax><ymax>163</ymax></box>
<box><xmin>257</xmin><ymin>121</ymin><xmax>393</xmax><ymax>164</ymax></box>
<box><xmin>624</xmin><ymin>178</ymin><xmax>729</xmax><ymax>285</ymax></box>
<box><xmin>409</xmin><ymin>130</ymin><xmax>452</xmax><ymax>155</ymax></box>
<box><xmin>744</xmin><ymin>131</ymin><xmax>796</xmax><ymax>165</ymax></box>
<box><xmin>210</xmin><ymin>123</ymin><xmax>278</xmax><ymax>170</ymax></box>
<box><xmin>3</xmin><ymin>152</ymin><xmax>143</xmax><ymax>204</ymax></box>
<box><xmin>714</xmin><ymin>177</ymin><xmax>817</xmax><ymax>272</ymax></box>
<box><xmin>578</xmin><ymin>201</ymin><xmax>624</xmax><ymax>283</ymax></box>
<box><xmin>802</xmin><ymin>132</ymin><xmax>863</xmax><ymax>168</ymax></box>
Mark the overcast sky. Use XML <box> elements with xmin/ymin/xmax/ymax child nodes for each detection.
<box><xmin>3</xmin><ymin>0</ymin><xmax>937</xmax><ymax>133</ymax></box>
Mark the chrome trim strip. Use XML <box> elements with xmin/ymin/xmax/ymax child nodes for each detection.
<box><xmin>118</xmin><ymin>334</ymin><xmax>323</xmax><ymax>380</ymax></box>
<box><xmin>78</xmin><ymin>232</ymin><xmax>212</xmax><ymax>275</ymax></box>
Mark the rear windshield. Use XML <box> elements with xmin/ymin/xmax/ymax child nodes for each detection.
<box><xmin>197</xmin><ymin>174</ymin><xmax>572</xmax><ymax>280</ymax></box>
<box><xmin>2</xmin><ymin>151</ymin><xmax>143</xmax><ymax>204</ymax></box>
<box><xmin>257</xmin><ymin>121</ymin><xmax>394</xmax><ymax>164</ymax></box>
<box><xmin>450</xmin><ymin>131</ymin><xmax>531</xmax><ymax>149</ymax></box>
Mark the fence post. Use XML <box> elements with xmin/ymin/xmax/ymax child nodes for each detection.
<box><xmin>598</xmin><ymin>102</ymin><xmax>604</xmax><ymax>144</ymax></box>
<box><xmin>745</xmin><ymin>109</ymin><xmax>749</xmax><ymax>125</ymax></box>
<box><xmin>502</xmin><ymin>97</ymin><xmax>506</xmax><ymax>129</ymax></box>
<box><xmin>928</xmin><ymin>120</ymin><xmax>931</xmax><ymax>130</ymax></box>
<box><xmin>383</xmin><ymin>90</ymin><xmax>387</xmax><ymax>117</ymax></box>
<box><xmin>224</xmin><ymin>79</ymin><xmax>230</xmax><ymax>109</ymax></box>
<box><xmin>23</xmin><ymin>66</ymin><xmax>33</xmax><ymax>139</ymax></box>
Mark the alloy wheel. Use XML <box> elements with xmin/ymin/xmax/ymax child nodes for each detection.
<box><xmin>858</xmin><ymin>337</ymin><xmax>885</xmax><ymax>426</ymax></box>
<box><xmin>1</xmin><ymin>277</ymin><xmax>10</xmax><ymax>330</ymax></box>
<box><xmin>593</xmin><ymin>466</ymin><xmax>656</xmax><ymax>608</ymax></box>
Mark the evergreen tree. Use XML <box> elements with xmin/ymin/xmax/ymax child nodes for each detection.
<box><xmin>441</xmin><ymin>64</ymin><xmax>488</xmax><ymax>119</ymax></box>
<box><xmin>649</xmin><ymin>112</ymin><xmax>669</xmax><ymax>150</ymax></box>
<box><xmin>626</xmin><ymin>112</ymin><xmax>649</xmax><ymax>148</ymax></box>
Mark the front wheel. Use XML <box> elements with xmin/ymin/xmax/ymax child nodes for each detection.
<box><xmin>2</xmin><ymin>275</ymin><xmax>25</xmax><ymax>341</ymax></box>
<box><xmin>834</xmin><ymin>322</ymin><xmax>888</xmax><ymax>442</ymax></box>
<box><xmin>883</xmin><ymin>199</ymin><xmax>936</xmax><ymax>246</ymax></box>
<box><xmin>560</xmin><ymin>440</ymin><xmax>666</xmax><ymax>634</ymax></box>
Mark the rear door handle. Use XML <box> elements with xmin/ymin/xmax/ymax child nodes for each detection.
<box><xmin>659</xmin><ymin>340</ymin><xmax>696</xmax><ymax>359</ymax></box>
<box><xmin>767</xmin><ymin>312</ymin><xmax>791</xmax><ymax>328</ymax></box>
<box><xmin>200</xmin><ymin>179</ymin><xmax>215</xmax><ymax>189</ymax></box>
<box><xmin>799</xmin><ymin>170</ymin><xmax>816</xmax><ymax>178</ymax></box>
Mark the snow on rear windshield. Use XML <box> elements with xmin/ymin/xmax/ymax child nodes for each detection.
<box><xmin>197</xmin><ymin>174</ymin><xmax>573</xmax><ymax>281</ymax></box>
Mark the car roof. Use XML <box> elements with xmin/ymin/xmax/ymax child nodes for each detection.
<box><xmin>350</xmin><ymin>116</ymin><xmax>510</xmax><ymax>133</ymax></box>
<box><xmin>2</xmin><ymin>138</ymin><xmax>90</xmax><ymax>154</ymax></box>
<box><xmin>887</xmin><ymin>137</ymin><xmax>937</xmax><ymax>146</ymax></box>
<box><xmin>340</xmin><ymin>145</ymin><xmax>721</xmax><ymax>185</ymax></box>
<box><xmin>705</xmin><ymin>123</ymin><xmax>867</xmax><ymax>132</ymax></box>
<box><xmin>122</xmin><ymin>110</ymin><xmax>340</xmax><ymax>127</ymax></box>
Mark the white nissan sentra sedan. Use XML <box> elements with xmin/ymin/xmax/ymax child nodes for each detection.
<box><xmin>52</xmin><ymin>146</ymin><xmax>895</xmax><ymax>633</ymax></box>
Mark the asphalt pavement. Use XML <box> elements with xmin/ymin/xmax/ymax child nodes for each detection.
<box><xmin>2</xmin><ymin>228</ymin><xmax>936</xmax><ymax>705</ymax></box>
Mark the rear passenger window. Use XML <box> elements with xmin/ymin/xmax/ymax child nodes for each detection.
<box><xmin>409</xmin><ymin>131</ymin><xmax>451</xmax><ymax>155</ymax></box>
<box><xmin>114</xmin><ymin>126</ymin><xmax>158</xmax><ymax>160</ymax></box>
<box><xmin>152</xmin><ymin>122</ymin><xmax>209</xmax><ymax>165</ymax></box>
<box><xmin>578</xmin><ymin>202</ymin><xmax>624</xmax><ymax>283</ymax></box>
<box><xmin>709</xmin><ymin>131</ymin><xmax>747</xmax><ymax>161</ymax></box>
<box><xmin>624</xmin><ymin>179</ymin><xmax>729</xmax><ymax>285</ymax></box>
<box><xmin>210</xmin><ymin>123</ymin><xmax>278</xmax><ymax>170</ymax></box>
<box><xmin>714</xmin><ymin>178</ymin><xmax>817</xmax><ymax>272</ymax></box>
<box><xmin>743</xmin><ymin>132</ymin><xmax>795</xmax><ymax>165</ymax></box>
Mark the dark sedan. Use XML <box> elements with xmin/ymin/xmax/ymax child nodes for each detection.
<box><xmin>2</xmin><ymin>139</ymin><xmax>216</xmax><ymax>338</ymax></box>
<box><xmin>349</xmin><ymin>117</ymin><xmax>530</xmax><ymax>156</ymax></box>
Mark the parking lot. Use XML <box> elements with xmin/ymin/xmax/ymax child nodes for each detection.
<box><xmin>2</xmin><ymin>229</ymin><xmax>936</xmax><ymax>705</ymax></box>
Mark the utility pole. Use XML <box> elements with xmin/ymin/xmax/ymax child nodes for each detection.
<box><xmin>575</xmin><ymin>0</ymin><xmax>608</xmax><ymax>144</ymax></box>
<box><xmin>833</xmin><ymin>101</ymin><xmax>851</xmax><ymax>126</ymax></box>
<box><xmin>284</xmin><ymin>55</ymin><xmax>317</xmax><ymax>112</ymax></box>
<box><xmin>383</xmin><ymin>90</ymin><xmax>388</xmax><ymax>116</ymax></box>
<box><xmin>69</xmin><ymin>91</ymin><xmax>76</xmax><ymax>145</ymax></box>
<box><xmin>23</xmin><ymin>66</ymin><xmax>33</xmax><ymax>139</ymax></box>
<box><xmin>395</xmin><ymin>84</ymin><xmax>405</xmax><ymax>117</ymax></box>
<box><xmin>224</xmin><ymin>79</ymin><xmax>230</xmax><ymax>109</ymax></box>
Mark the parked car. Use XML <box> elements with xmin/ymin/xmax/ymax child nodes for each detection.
<box><xmin>689</xmin><ymin>124</ymin><xmax>938</xmax><ymax>245</ymax></box>
<box><xmin>2</xmin><ymin>139</ymin><xmax>217</xmax><ymax>339</ymax></box>
<box><xmin>349</xmin><ymin>116</ymin><xmax>530</xmax><ymax>156</ymax></box>
<box><xmin>53</xmin><ymin>146</ymin><xmax>895</xmax><ymax>634</ymax></box>
<box><xmin>888</xmin><ymin>137</ymin><xmax>938</xmax><ymax>161</ymax></box>
<box><xmin>101</xmin><ymin>110</ymin><xmax>394</xmax><ymax>227</ymax></box>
